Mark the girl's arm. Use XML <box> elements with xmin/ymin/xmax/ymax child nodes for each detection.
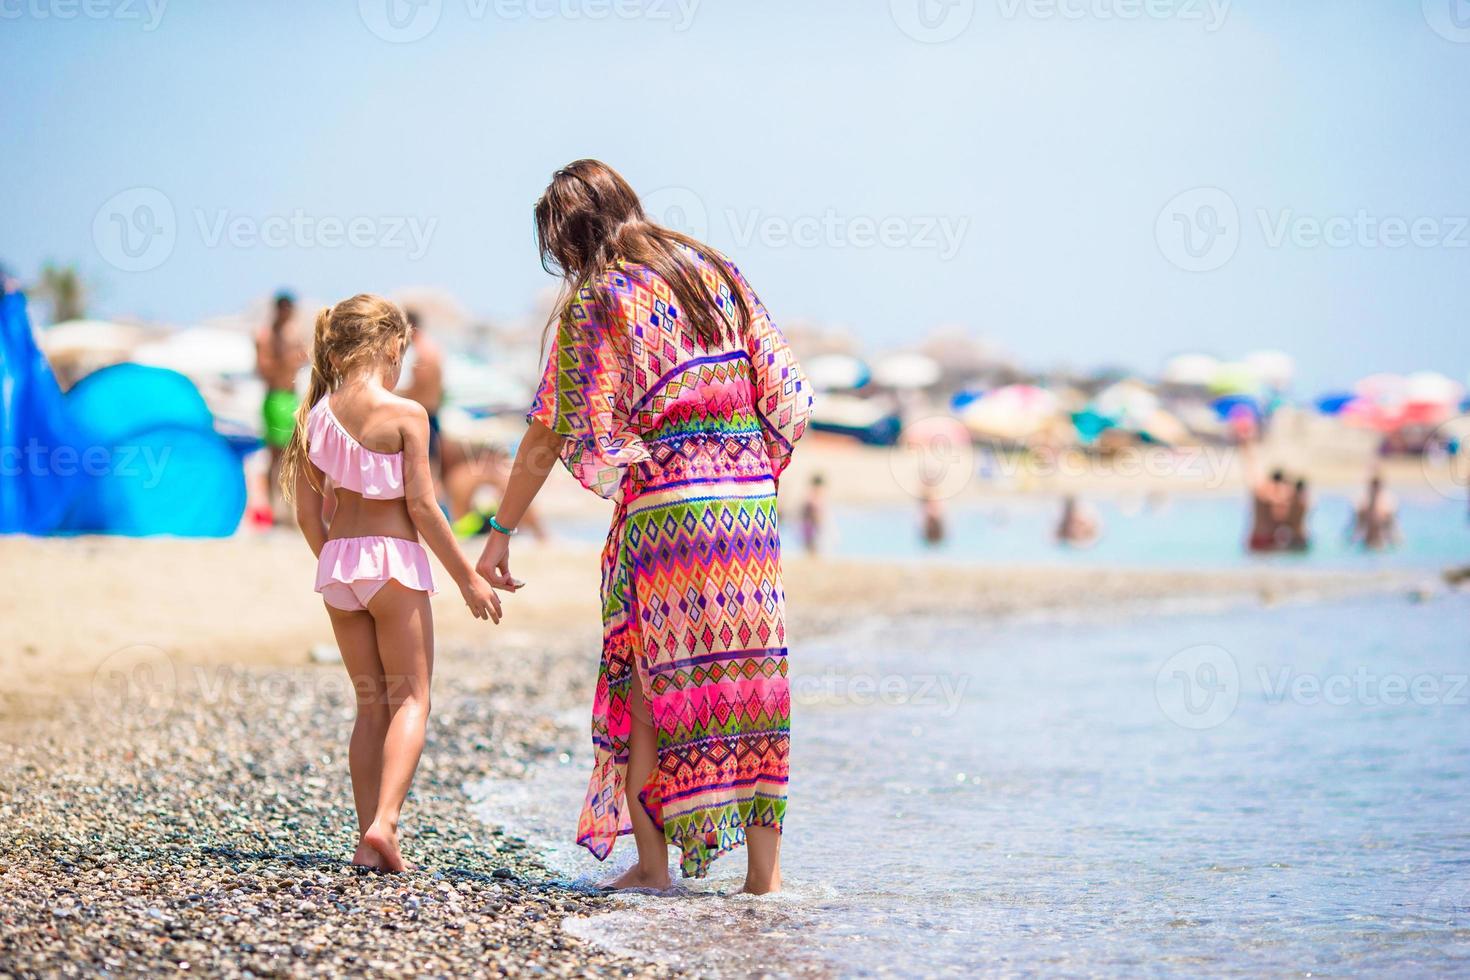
<box><xmin>293</xmin><ymin>467</ymin><xmax>329</xmax><ymax>558</ymax></box>
<box><xmin>400</xmin><ymin>404</ymin><xmax>503</xmax><ymax>622</ymax></box>
<box><xmin>475</xmin><ymin>419</ymin><xmax>565</xmax><ymax>589</ymax></box>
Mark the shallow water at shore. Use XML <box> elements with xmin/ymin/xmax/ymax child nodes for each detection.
<box><xmin>471</xmin><ymin>591</ymin><xmax>1470</xmax><ymax>976</ymax></box>
<box><xmin>821</xmin><ymin>492</ymin><xmax>1470</xmax><ymax>571</ymax></box>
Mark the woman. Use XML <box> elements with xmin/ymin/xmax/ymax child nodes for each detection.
<box><xmin>477</xmin><ymin>160</ymin><xmax>811</xmax><ymax>894</ymax></box>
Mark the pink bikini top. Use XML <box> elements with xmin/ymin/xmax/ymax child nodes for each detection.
<box><xmin>306</xmin><ymin>398</ymin><xmax>406</xmax><ymax>499</ymax></box>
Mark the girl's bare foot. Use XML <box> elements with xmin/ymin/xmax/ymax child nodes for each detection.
<box><xmin>600</xmin><ymin>864</ymin><xmax>672</xmax><ymax>892</ymax></box>
<box><xmin>360</xmin><ymin>822</ymin><xmax>407</xmax><ymax>873</ymax></box>
<box><xmin>351</xmin><ymin>840</ymin><xmax>385</xmax><ymax>870</ymax></box>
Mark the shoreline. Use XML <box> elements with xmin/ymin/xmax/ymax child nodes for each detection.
<box><xmin>0</xmin><ymin>532</ymin><xmax>1440</xmax><ymax>976</ymax></box>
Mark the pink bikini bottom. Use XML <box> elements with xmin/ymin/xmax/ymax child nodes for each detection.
<box><xmin>315</xmin><ymin>536</ymin><xmax>436</xmax><ymax>612</ymax></box>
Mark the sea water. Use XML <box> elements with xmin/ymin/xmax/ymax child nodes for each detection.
<box><xmin>821</xmin><ymin>492</ymin><xmax>1470</xmax><ymax>571</ymax></box>
<box><xmin>469</xmin><ymin>591</ymin><xmax>1470</xmax><ymax>976</ymax></box>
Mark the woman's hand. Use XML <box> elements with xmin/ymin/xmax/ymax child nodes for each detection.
<box><xmin>460</xmin><ymin>572</ymin><xmax>503</xmax><ymax>623</ymax></box>
<box><xmin>476</xmin><ymin>532</ymin><xmax>522</xmax><ymax>592</ymax></box>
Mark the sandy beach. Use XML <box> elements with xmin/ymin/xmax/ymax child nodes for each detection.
<box><xmin>0</xmin><ymin>469</ymin><xmax>1436</xmax><ymax>977</ymax></box>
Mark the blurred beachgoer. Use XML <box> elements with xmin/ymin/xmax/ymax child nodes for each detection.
<box><xmin>1350</xmin><ymin>473</ymin><xmax>1401</xmax><ymax>551</ymax></box>
<box><xmin>256</xmin><ymin>291</ymin><xmax>307</xmax><ymax>521</ymax></box>
<box><xmin>475</xmin><ymin>160</ymin><xmax>811</xmax><ymax>895</ymax></box>
<box><xmin>281</xmin><ymin>294</ymin><xmax>503</xmax><ymax>873</ymax></box>
<box><xmin>398</xmin><ymin>310</ymin><xmax>445</xmax><ymax>474</ymax></box>
<box><xmin>443</xmin><ymin>443</ymin><xmax>548</xmax><ymax>541</ymax></box>
<box><xmin>800</xmin><ymin>473</ymin><xmax>827</xmax><ymax>555</ymax></box>
<box><xmin>1241</xmin><ymin>440</ymin><xmax>1290</xmax><ymax>552</ymax></box>
<box><xmin>1056</xmin><ymin>494</ymin><xmax>1101</xmax><ymax>547</ymax></box>
<box><xmin>921</xmin><ymin>483</ymin><xmax>947</xmax><ymax>547</ymax></box>
<box><xmin>1284</xmin><ymin>478</ymin><xmax>1311</xmax><ymax>552</ymax></box>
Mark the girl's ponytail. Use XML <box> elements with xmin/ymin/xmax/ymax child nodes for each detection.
<box><xmin>279</xmin><ymin>306</ymin><xmax>335</xmax><ymax>504</ymax></box>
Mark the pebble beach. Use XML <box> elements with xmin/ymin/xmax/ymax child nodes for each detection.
<box><xmin>0</xmin><ymin>521</ymin><xmax>1433</xmax><ymax>977</ymax></box>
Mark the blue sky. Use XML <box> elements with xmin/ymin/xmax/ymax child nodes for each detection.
<box><xmin>3</xmin><ymin>0</ymin><xmax>1467</xmax><ymax>392</ymax></box>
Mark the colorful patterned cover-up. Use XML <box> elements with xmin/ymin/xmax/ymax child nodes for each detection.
<box><xmin>527</xmin><ymin>246</ymin><xmax>811</xmax><ymax>878</ymax></box>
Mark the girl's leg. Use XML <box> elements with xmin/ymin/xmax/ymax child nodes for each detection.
<box><xmin>601</xmin><ymin>665</ymin><xmax>672</xmax><ymax>890</ymax></box>
<box><xmin>743</xmin><ymin>826</ymin><xmax>782</xmax><ymax>895</ymax></box>
<box><xmin>358</xmin><ymin>582</ymin><xmax>434</xmax><ymax>872</ymax></box>
<box><xmin>325</xmin><ymin>603</ymin><xmax>389</xmax><ymax>866</ymax></box>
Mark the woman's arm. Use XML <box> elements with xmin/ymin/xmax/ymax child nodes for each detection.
<box><xmin>400</xmin><ymin>404</ymin><xmax>503</xmax><ymax>622</ymax></box>
<box><xmin>475</xmin><ymin>419</ymin><xmax>565</xmax><ymax>589</ymax></box>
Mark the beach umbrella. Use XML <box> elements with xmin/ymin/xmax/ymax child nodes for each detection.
<box><xmin>809</xmin><ymin>392</ymin><xmax>902</xmax><ymax>445</ymax></box>
<box><xmin>1405</xmin><ymin>371</ymin><xmax>1464</xmax><ymax>408</ymax></box>
<box><xmin>39</xmin><ymin>318</ymin><xmax>146</xmax><ymax>357</ymax></box>
<box><xmin>1092</xmin><ymin>380</ymin><xmax>1160</xmax><ymax>431</ymax></box>
<box><xmin>1210</xmin><ymin>394</ymin><xmax>1262</xmax><ymax>423</ymax></box>
<box><xmin>871</xmin><ymin>352</ymin><xmax>941</xmax><ymax>390</ymax></box>
<box><xmin>804</xmin><ymin>353</ymin><xmax>870</xmax><ymax>392</ymax></box>
<box><xmin>1243</xmin><ymin>349</ymin><xmax>1295</xmax><ymax>390</ymax></box>
<box><xmin>1162</xmin><ymin>353</ymin><xmax>1220</xmax><ymax>387</ymax></box>
<box><xmin>961</xmin><ymin>384</ymin><xmax>1060</xmax><ymax>441</ymax></box>
<box><xmin>132</xmin><ymin>327</ymin><xmax>256</xmax><ymax>378</ymax></box>
<box><xmin>1314</xmin><ymin>392</ymin><xmax>1358</xmax><ymax>416</ymax></box>
<box><xmin>1353</xmin><ymin>372</ymin><xmax>1408</xmax><ymax>404</ymax></box>
<box><xmin>1207</xmin><ymin>362</ymin><xmax>1261</xmax><ymax>396</ymax></box>
<box><xmin>1139</xmin><ymin>408</ymin><xmax>1190</xmax><ymax>446</ymax></box>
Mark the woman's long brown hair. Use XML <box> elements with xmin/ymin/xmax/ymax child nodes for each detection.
<box><xmin>533</xmin><ymin>160</ymin><xmax>750</xmax><ymax>346</ymax></box>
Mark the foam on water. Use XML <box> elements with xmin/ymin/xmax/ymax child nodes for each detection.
<box><xmin>470</xmin><ymin>590</ymin><xmax>1470</xmax><ymax>976</ymax></box>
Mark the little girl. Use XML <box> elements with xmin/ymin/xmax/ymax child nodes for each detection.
<box><xmin>280</xmin><ymin>293</ymin><xmax>502</xmax><ymax>872</ymax></box>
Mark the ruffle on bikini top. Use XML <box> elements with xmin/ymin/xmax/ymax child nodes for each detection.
<box><xmin>306</xmin><ymin>399</ymin><xmax>406</xmax><ymax>499</ymax></box>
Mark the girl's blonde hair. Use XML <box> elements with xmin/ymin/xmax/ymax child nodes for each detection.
<box><xmin>279</xmin><ymin>293</ymin><xmax>411</xmax><ymax>503</ymax></box>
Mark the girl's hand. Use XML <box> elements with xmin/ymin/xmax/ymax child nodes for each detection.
<box><xmin>476</xmin><ymin>532</ymin><xmax>522</xmax><ymax>592</ymax></box>
<box><xmin>460</xmin><ymin>572</ymin><xmax>502</xmax><ymax>623</ymax></box>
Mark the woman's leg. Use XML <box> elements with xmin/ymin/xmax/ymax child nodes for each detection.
<box><xmin>325</xmin><ymin>602</ymin><xmax>390</xmax><ymax>866</ymax></box>
<box><xmin>358</xmin><ymin>582</ymin><xmax>434</xmax><ymax>872</ymax></box>
<box><xmin>602</xmin><ymin>664</ymin><xmax>672</xmax><ymax>890</ymax></box>
<box><xmin>743</xmin><ymin>826</ymin><xmax>782</xmax><ymax>895</ymax></box>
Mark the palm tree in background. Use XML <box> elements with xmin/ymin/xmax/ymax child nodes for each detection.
<box><xmin>35</xmin><ymin>263</ymin><xmax>87</xmax><ymax>323</ymax></box>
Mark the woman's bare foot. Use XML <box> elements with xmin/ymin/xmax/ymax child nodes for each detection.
<box><xmin>360</xmin><ymin>822</ymin><xmax>407</xmax><ymax>873</ymax></box>
<box><xmin>740</xmin><ymin>870</ymin><xmax>782</xmax><ymax>896</ymax></box>
<box><xmin>600</xmin><ymin>864</ymin><xmax>672</xmax><ymax>892</ymax></box>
